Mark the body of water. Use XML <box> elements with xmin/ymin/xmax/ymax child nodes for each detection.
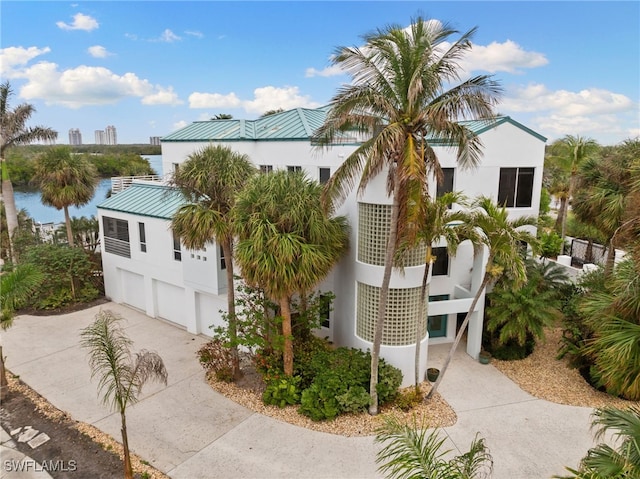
<box><xmin>14</xmin><ymin>155</ymin><xmax>163</xmax><ymax>225</ymax></box>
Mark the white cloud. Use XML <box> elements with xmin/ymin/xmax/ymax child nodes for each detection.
<box><xmin>159</xmin><ymin>29</ymin><xmax>181</xmax><ymax>43</ymax></box>
<box><xmin>142</xmin><ymin>86</ymin><xmax>183</xmax><ymax>106</ymax></box>
<box><xmin>189</xmin><ymin>92</ymin><xmax>242</xmax><ymax>109</ymax></box>
<box><xmin>461</xmin><ymin>40</ymin><xmax>548</xmax><ymax>74</ymax></box>
<box><xmin>56</xmin><ymin>13</ymin><xmax>99</xmax><ymax>32</ymax></box>
<box><xmin>185</xmin><ymin>30</ymin><xmax>203</xmax><ymax>39</ymax></box>
<box><xmin>305</xmin><ymin>65</ymin><xmax>344</xmax><ymax>78</ymax></box>
<box><xmin>87</xmin><ymin>45</ymin><xmax>112</xmax><ymax>58</ymax></box>
<box><xmin>173</xmin><ymin>120</ymin><xmax>188</xmax><ymax>130</ymax></box>
<box><xmin>502</xmin><ymin>83</ymin><xmax>635</xmax><ymax>116</ymax></box>
<box><xmin>0</xmin><ymin>46</ymin><xmax>51</xmax><ymax>78</ymax></box>
<box><xmin>13</xmin><ymin>58</ymin><xmax>180</xmax><ymax>108</ymax></box>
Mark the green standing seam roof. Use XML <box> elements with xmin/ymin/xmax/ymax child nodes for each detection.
<box><xmin>97</xmin><ymin>183</ymin><xmax>185</xmax><ymax>219</ymax></box>
<box><xmin>161</xmin><ymin>106</ymin><xmax>546</xmax><ymax>144</ymax></box>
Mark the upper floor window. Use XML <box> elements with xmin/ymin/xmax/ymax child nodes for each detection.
<box><xmin>260</xmin><ymin>165</ymin><xmax>273</xmax><ymax>174</ymax></box>
<box><xmin>498</xmin><ymin>167</ymin><xmax>534</xmax><ymax>208</ymax></box>
<box><xmin>436</xmin><ymin>168</ymin><xmax>455</xmax><ymax>198</ymax></box>
<box><xmin>319</xmin><ymin>167</ymin><xmax>331</xmax><ymax>184</ymax></box>
<box><xmin>320</xmin><ymin>293</ymin><xmax>332</xmax><ymax>328</ymax></box>
<box><xmin>220</xmin><ymin>244</ymin><xmax>226</xmax><ymax>270</ymax></box>
<box><xmin>138</xmin><ymin>222</ymin><xmax>147</xmax><ymax>253</ymax></box>
<box><xmin>173</xmin><ymin>231</ymin><xmax>182</xmax><ymax>261</ymax></box>
<box><xmin>103</xmin><ymin>217</ymin><xmax>130</xmax><ymax>258</ymax></box>
<box><xmin>287</xmin><ymin>165</ymin><xmax>302</xmax><ymax>173</ymax></box>
<box><xmin>431</xmin><ymin>247</ymin><xmax>449</xmax><ymax>276</ymax></box>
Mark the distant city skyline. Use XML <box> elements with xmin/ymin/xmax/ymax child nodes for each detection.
<box><xmin>1</xmin><ymin>2</ymin><xmax>638</xmax><ymax>145</ymax></box>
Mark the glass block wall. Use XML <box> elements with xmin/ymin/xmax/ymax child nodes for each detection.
<box><xmin>356</xmin><ymin>283</ymin><xmax>427</xmax><ymax>346</ymax></box>
<box><xmin>357</xmin><ymin>202</ymin><xmax>426</xmax><ymax>266</ymax></box>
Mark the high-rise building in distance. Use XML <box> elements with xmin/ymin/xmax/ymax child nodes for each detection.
<box><xmin>150</xmin><ymin>136</ymin><xmax>161</xmax><ymax>146</ymax></box>
<box><xmin>95</xmin><ymin>126</ymin><xmax>117</xmax><ymax>145</ymax></box>
<box><xmin>95</xmin><ymin>130</ymin><xmax>105</xmax><ymax>144</ymax></box>
<box><xmin>68</xmin><ymin>128</ymin><xmax>82</xmax><ymax>145</ymax></box>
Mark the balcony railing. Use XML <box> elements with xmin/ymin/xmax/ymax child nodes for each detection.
<box><xmin>111</xmin><ymin>175</ymin><xmax>162</xmax><ymax>194</ymax></box>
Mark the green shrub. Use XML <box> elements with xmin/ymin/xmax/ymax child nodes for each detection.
<box><xmin>336</xmin><ymin>385</ymin><xmax>370</xmax><ymax>413</ymax></box>
<box><xmin>263</xmin><ymin>376</ymin><xmax>301</xmax><ymax>408</ymax></box>
<box><xmin>538</xmin><ymin>231</ymin><xmax>564</xmax><ymax>258</ymax></box>
<box><xmin>197</xmin><ymin>339</ymin><xmax>234</xmax><ymax>382</ymax></box>
<box><xmin>299</xmin><ymin>376</ymin><xmax>342</xmax><ymax>421</ymax></box>
<box><xmin>394</xmin><ymin>388</ymin><xmax>422</xmax><ymax>412</ymax></box>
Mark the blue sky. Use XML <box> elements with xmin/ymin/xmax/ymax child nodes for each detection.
<box><xmin>2</xmin><ymin>1</ymin><xmax>638</xmax><ymax>145</ymax></box>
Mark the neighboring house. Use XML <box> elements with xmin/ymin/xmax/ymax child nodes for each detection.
<box><xmin>97</xmin><ymin>107</ymin><xmax>546</xmax><ymax>387</ymax></box>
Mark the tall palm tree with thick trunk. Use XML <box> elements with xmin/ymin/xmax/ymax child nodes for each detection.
<box><xmin>427</xmin><ymin>197</ymin><xmax>537</xmax><ymax>399</ymax></box>
<box><xmin>81</xmin><ymin>310</ymin><xmax>168</xmax><ymax>479</ymax></box>
<box><xmin>547</xmin><ymin>135</ymin><xmax>599</xmax><ymax>253</ymax></box>
<box><xmin>33</xmin><ymin>146</ymin><xmax>98</xmax><ymax>246</ymax></box>
<box><xmin>1</xmin><ymin>81</ymin><xmax>57</xmax><ymax>262</ymax></box>
<box><xmin>233</xmin><ymin>170</ymin><xmax>349</xmax><ymax>376</ymax></box>
<box><xmin>170</xmin><ymin>145</ymin><xmax>256</xmax><ymax>379</ymax></box>
<box><xmin>314</xmin><ymin>16</ymin><xmax>502</xmax><ymax>414</ymax></box>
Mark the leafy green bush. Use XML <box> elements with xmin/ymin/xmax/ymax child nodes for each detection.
<box><xmin>196</xmin><ymin>339</ymin><xmax>234</xmax><ymax>382</ymax></box>
<box><xmin>336</xmin><ymin>386</ymin><xmax>371</xmax><ymax>413</ymax></box>
<box><xmin>537</xmin><ymin>230</ymin><xmax>564</xmax><ymax>258</ymax></box>
<box><xmin>393</xmin><ymin>388</ymin><xmax>423</xmax><ymax>412</ymax></box>
<box><xmin>299</xmin><ymin>376</ymin><xmax>342</xmax><ymax>421</ymax></box>
<box><xmin>263</xmin><ymin>376</ymin><xmax>301</xmax><ymax>408</ymax></box>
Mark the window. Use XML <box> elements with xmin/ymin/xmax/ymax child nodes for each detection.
<box><xmin>287</xmin><ymin>165</ymin><xmax>302</xmax><ymax>173</ymax></box>
<box><xmin>428</xmin><ymin>294</ymin><xmax>449</xmax><ymax>338</ymax></box>
<box><xmin>138</xmin><ymin>222</ymin><xmax>147</xmax><ymax>253</ymax></box>
<box><xmin>173</xmin><ymin>231</ymin><xmax>182</xmax><ymax>261</ymax></box>
<box><xmin>103</xmin><ymin>217</ymin><xmax>130</xmax><ymax>258</ymax></box>
<box><xmin>436</xmin><ymin>168</ymin><xmax>455</xmax><ymax>198</ymax></box>
<box><xmin>319</xmin><ymin>294</ymin><xmax>331</xmax><ymax>328</ymax></box>
<box><xmin>498</xmin><ymin>167</ymin><xmax>534</xmax><ymax>207</ymax></box>
<box><xmin>431</xmin><ymin>247</ymin><xmax>449</xmax><ymax>276</ymax></box>
<box><xmin>319</xmin><ymin>167</ymin><xmax>331</xmax><ymax>184</ymax></box>
<box><xmin>172</xmin><ymin>163</ymin><xmax>180</xmax><ymax>174</ymax></box>
<box><xmin>220</xmin><ymin>244</ymin><xmax>226</xmax><ymax>270</ymax></box>
<box><xmin>259</xmin><ymin>165</ymin><xmax>273</xmax><ymax>174</ymax></box>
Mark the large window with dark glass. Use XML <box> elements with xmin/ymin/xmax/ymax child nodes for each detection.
<box><xmin>138</xmin><ymin>222</ymin><xmax>147</xmax><ymax>253</ymax></box>
<box><xmin>436</xmin><ymin>168</ymin><xmax>455</xmax><ymax>198</ymax></box>
<box><xmin>103</xmin><ymin>217</ymin><xmax>130</xmax><ymax>258</ymax></box>
<box><xmin>431</xmin><ymin>247</ymin><xmax>449</xmax><ymax>276</ymax></box>
<box><xmin>173</xmin><ymin>231</ymin><xmax>182</xmax><ymax>261</ymax></box>
<box><xmin>498</xmin><ymin>167</ymin><xmax>534</xmax><ymax>207</ymax></box>
<box><xmin>319</xmin><ymin>167</ymin><xmax>331</xmax><ymax>184</ymax></box>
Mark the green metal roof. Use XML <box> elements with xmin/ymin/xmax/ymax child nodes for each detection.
<box><xmin>162</xmin><ymin>107</ymin><xmax>546</xmax><ymax>144</ymax></box>
<box><xmin>97</xmin><ymin>183</ymin><xmax>185</xmax><ymax>219</ymax></box>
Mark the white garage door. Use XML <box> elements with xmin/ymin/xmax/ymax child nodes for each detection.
<box><xmin>121</xmin><ymin>270</ymin><xmax>146</xmax><ymax>311</ymax></box>
<box><xmin>155</xmin><ymin>281</ymin><xmax>186</xmax><ymax>327</ymax></box>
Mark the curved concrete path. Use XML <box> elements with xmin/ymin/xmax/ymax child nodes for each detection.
<box><xmin>3</xmin><ymin>303</ymin><xmax>596</xmax><ymax>478</ymax></box>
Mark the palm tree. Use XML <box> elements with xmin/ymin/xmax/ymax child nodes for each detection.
<box><xmin>557</xmin><ymin>406</ymin><xmax>640</xmax><ymax>479</ymax></box>
<box><xmin>314</xmin><ymin>16</ymin><xmax>502</xmax><ymax>414</ymax></box>
<box><xmin>0</xmin><ymin>81</ymin><xmax>58</xmax><ymax>262</ymax></box>
<box><xmin>233</xmin><ymin>170</ymin><xmax>349</xmax><ymax>376</ymax></box>
<box><xmin>32</xmin><ymin>146</ymin><xmax>98</xmax><ymax>246</ymax></box>
<box><xmin>81</xmin><ymin>310</ymin><xmax>168</xmax><ymax>479</ymax></box>
<box><xmin>427</xmin><ymin>197</ymin><xmax>537</xmax><ymax>399</ymax></box>
<box><xmin>0</xmin><ymin>264</ymin><xmax>45</xmax><ymax>400</ymax></box>
<box><xmin>212</xmin><ymin>113</ymin><xmax>233</xmax><ymax>120</ymax></box>
<box><xmin>170</xmin><ymin>144</ymin><xmax>256</xmax><ymax>378</ymax></box>
<box><xmin>401</xmin><ymin>191</ymin><xmax>473</xmax><ymax>389</ymax></box>
<box><xmin>547</xmin><ymin>135</ymin><xmax>600</xmax><ymax>252</ymax></box>
<box><xmin>375</xmin><ymin>414</ymin><xmax>493</xmax><ymax>479</ymax></box>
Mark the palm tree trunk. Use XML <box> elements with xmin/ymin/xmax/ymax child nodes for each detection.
<box><xmin>120</xmin><ymin>411</ymin><xmax>134</xmax><ymax>479</ymax></box>
<box><xmin>221</xmin><ymin>238</ymin><xmax>241</xmax><ymax>379</ymax></box>
<box><xmin>426</xmin><ymin>272</ymin><xmax>492</xmax><ymax>400</ymax></box>
<box><xmin>414</xmin><ymin>252</ymin><xmax>432</xmax><ymax>390</ymax></box>
<box><xmin>604</xmin><ymin>238</ymin><xmax>616</xmax><ymax>277</ymax></box>
<box><xmin>369</xmin><ymin>181</ymin><xmax>401</xmax><ymax>415</ymax></box>
<box><xmin>554</xmin><ymin>196</ymin><xmax>566</xmax><ymax>236</ymax></box>
<box><xmin>280</xmin><ymin>297</ymin><xmax>294</xmax><ymax>376</ymax></box>
<box><xmin>64</xmin><ymin>206</ymin><xmax>74</xmax><ymax>246</ymax></box>
<box><xmin>1</xmin><ymin>161</ymin><xmax>19</xmax><ymax>263</ymax></box>
<box><xmin>0</xmin><ymin>346</ymin><xmax>9</xmax><ymax>401</ymax></box>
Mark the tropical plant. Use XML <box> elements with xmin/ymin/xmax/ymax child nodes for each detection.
<box><xmin>556</xmin><ymin>406</ymin><xmax>640</xmax><ymax>479</ymax></box>
<box><xmin>233</xmin><ymin>170</ymin><xmax>349</xmax><ymax>376</ymax></box>
<box><xmin>546</xmin><ymin>135</ymin><xmax>600</xmax><ymax>252</ymax></box>
<box><xmin>0</xmin><ymin>264</ymin><xmax>45</xmax><ymax>400</ymax></box>
<box><xmin>80</xmin><ymin>310</ymin><xmax>168</xmax><ymax>479</ymax></box>
<box><xmin>400</xmin><ymin>191</ymin><xmax>473</xmax><ymax>389</ymax></box>
<box><xmin>32</xmin><ymin>146</ymin><xmax>98</xmax><ymax>246</ymax></box>
<box><xmin>212</xmin><ymin>113</ymin><xmax>233</xmax><ymax>120</ymax></box>
<box><xmin>375</xmin><ymin>414</ymin><xmax>493</xmax><ymax>479</ymax></box>
<box><xmin>0</xmin><ymin>81</ymin><xmax>58</xmax><ymax>262</ymax></box>
<box><xmin>427</xmin><ymin>197</ymin><xmax>537</xmax><ymax>399</ymax></box>
<box><xmin>486</xmin><ymin>259</ymin><xmax>567</xmax><ymax>358</ymax></box>
<box><xmin>170</xmin><ymin>144</ymin><xmax>256</xmax><ymax>378</ymax></box>
<box><xmin>314</xmin><ymin>16</ymin><xmax>501</xmax><ymax>414</ymax></box>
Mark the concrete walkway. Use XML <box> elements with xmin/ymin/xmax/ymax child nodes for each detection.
<box><xmin>3</xmin><ymin>302</ymin><xmax>596</xmax><ymax>478</ymax></box>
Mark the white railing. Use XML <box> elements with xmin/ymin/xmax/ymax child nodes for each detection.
<box><xmin>111</xmin><ymin>175</ymin><xmax>161</xmax><ymax>194</ymax></box>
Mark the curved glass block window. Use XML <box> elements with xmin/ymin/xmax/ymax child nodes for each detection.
<box><xmin>356</xmin><ymin>283</ymin><xmax>425</xmax><ymax>346</ymax></box>
<box><xmin>358</xmin><ymin>203</ymin><xmax>425</xmax><ymax>266</ymax></box>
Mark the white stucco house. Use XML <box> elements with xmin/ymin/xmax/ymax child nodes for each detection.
<box><xmin>97</xmin><ymin>107</ymin><xmax>546</xmax><ymax>387</ymax></box>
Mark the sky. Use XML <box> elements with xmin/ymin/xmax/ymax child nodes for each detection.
<box><xmin>1</xmin><ymin>1</ymin><xmax>639</xmax><ymax>146</ymax></box>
